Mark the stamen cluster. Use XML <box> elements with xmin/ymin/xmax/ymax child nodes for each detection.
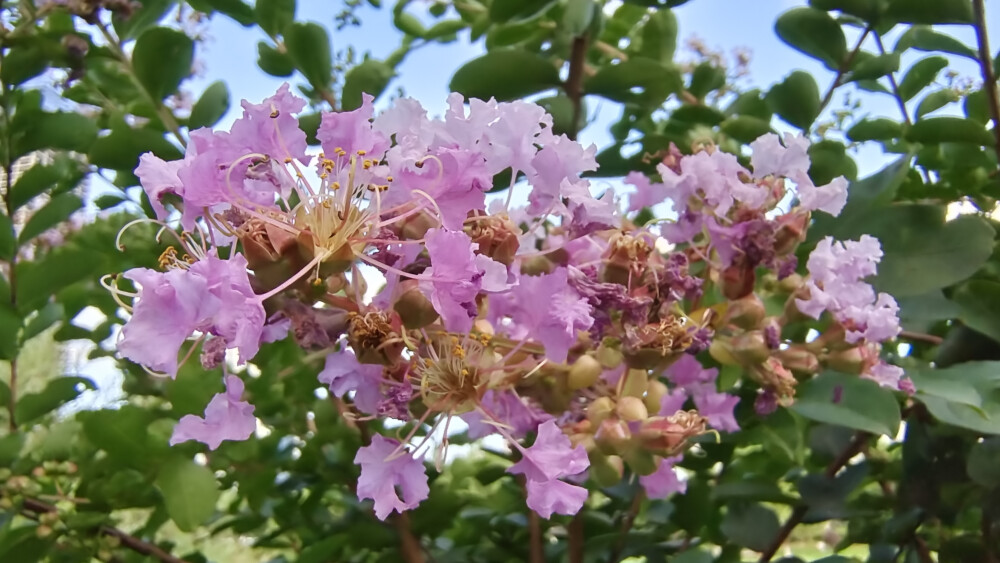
<box><xmin>108</xmin><ymin>85</ymin><xmax>908</xmax><ymax>521</ymax></box>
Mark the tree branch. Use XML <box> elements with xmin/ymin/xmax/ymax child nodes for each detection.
<box><xmin>899</xmin><ymin>331</ymin><xmax>944</xmax><ymax>346</ymax></box>
<box><xmin>874</xmin><ymin>32</ymin><xmax>912</xmax><ymax>126</ymax></box>
<box><xmin>528</xmin><ymin>509</ymin><xmax>545</xmax><ymax>563</ymax></box>
<box><xmin>758</xmin><ymin>432</ymin><xmax>870</xmax><ymax>562</ymax></box>
<box><xmin>22</xmin><ymin>498</ymin><xmax>190</xmax><ymax>563</ymax></box>
<box><xmin>568</xmin><ymin>512</ymin><xmax>584</xmax><ymax>563</ymax></box>
<box><xmin>973</xmin><ymin>0</ymin><xmax>1000</xmax><ymax>165</ymax></box>
<box><xmin>816</xmin><ymin>28</ymin><xmax>872</xmax><ymax>126</ymax></box>
<box><xmin>564</xmin><ymin>33</ymin><xmax>589</xmax><ymax>141</ymax></box>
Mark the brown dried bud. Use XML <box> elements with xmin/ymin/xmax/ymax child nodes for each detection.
<box><xmin>824</xmin><ymin>346</ymin><xmax>865</xmax><ymax>374</ymax></box>
<box><xmin>393</xmin><ymin>280</ymin><xmax>440</xmax><ymax>329</ymax></box>
<box><xmin>721</xmin><ymin>261</ymin><xmax>756</xmax><ymax>300</ymax></box>
<box><xmin>774</xmin><ymin>210</ymin><xmax>811</xmax><ymax>255</ymax></box>
<box><xmin>466</xmin><ymin>214</ymin><xmax>520</xmax><ymax>266</ymax></box>
<box><xmin>727</xmin><ymin>331</ymin><xmax>771</xmax><ymax>366</ymax></box>
<box><xmin>776</xmin><ymin>347</ymin><xmax>820</xmax><ymax>376</ymax></box>
<box><xmin>725</xmin><ymin>293</ymin><xmax>766</xmax><ymax>330</ymax></box>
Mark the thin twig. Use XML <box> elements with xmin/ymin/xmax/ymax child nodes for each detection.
<box><xmin>528</xmin><ymin>507</ymin><xmax>545</xmax><ymax>563</ymax></box>
<box><xmin>758</xmin><ymin>432</ymin><xmax>870</xmax><ymax>562</ymax></box>
<box><xmin>564</xmin><ymin>33</ymin><xmax>589</xmax><ymax>141</ymax></box>
<box><xmin>973</xmin><ymin>0</ymin><xmax>1000</xmax><ymax>165</ymax></box>
<box><xmin>1</xmin><ymin>51</ymin><xmax>18</xmax><ymax>432</ymax></box>
<box><xmin>874</xmin><ymin>32</ymin><xmax>912</xmax><ymax>126</ymax></box>
<box><xmin>608</xmin><ymin>491</ymin><xmax>645</xmax><ymax>563</ymax></box>
<box><xmin>984</xmin><ymin>510</ymin><xmax>998</xmax><ymax>563</ymax></box>
<box><xmin>568</xmin><ymin>512</ymin><xmax>584</xmax><ymax>563</ymax></box>
<box><xmin>899</xmin><ymin>331</ymin><xmax>944</xmax><ymax>346</ymax></box>
<box><xmin>22</xmin><ymin>498</ymin><xmax>189</xmax><ymax>563</ymax></box>
<box><xmin>815</xmin><ymin>28</ymin><xmax>872</xmax><ymax>128</ymax></box>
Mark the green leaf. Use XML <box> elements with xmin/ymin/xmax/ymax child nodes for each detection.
<box><xmin>132</xmin><ymin>27</ymin><xmax>194</xmax><ymax>100</ymax></box>
<box><xmin>638</xmin><ymin>9</ymin><xmax>677</xmax><ymax>62</ymax></box>
<box><xmin>774</xmin><ymin>7</ymin><xmax>847</xmax><ymax>69</ymax></box>
<box><xmin>186</xmin><ymin>0</ymin><xmax>254</xmax><ymax>24</ymax></box>
<box><xmin>720</xmin><ymin>116</ymin><xmax>774</xmax><ymax>144</ymax></box>
<box><xmin>847</xmin><ymin>52</ymin><xmax>899</xmax><ymax>81</ymax></box>
<box><xmin>726</xmin><ymin>88</ymin><xmax>772</xmax><ymax>119</ymax></box>
<box><xmin>907</xmin><ymin>116</ymin><xmax>995</xmax><ymax>146</ymax></box>
<box><xmin>915</xmin><ymin>89</ymin><xmax>959</xmax><ymax>119</ymax></box>
<box><xmin>14</xmin><ymin>112</ymin><xmax>98</xmax><ymax>157</ymax></box>
<box><xmin>89</xmin><ymin>127</ymin><xmax>183</xmax><ymax>171</ymax></box>
<box><xmin>846</xmin><ymin>118</ymin><xmax>903</xmax><ymax>142</ymax></box>
<box><xmin>886</xmin><ymin>0</ymin><xmax>974</xmax><ymax>24</ymax></box>
<box><xmin>155</xmin><ymin>458</ymin><xmax>220</xmax><ymax>532</ymax></box>
<box><xmin>688</xmin><ymin>62</ymin><xmax>726</xmax><ymax>99</ymax></box>
<box><xmin>18</xmin><ymin>193</ymin><xmax>82</xmax><ymax>245</ymax></box>
<box><xmin>424</xmin><ymin>19</ymin><xmax>467</xmax><ymax>41</ymax></box>
<box><xmin>0</xmin><ymin>41</ymin><xmax>51</xmax><ymax>86</ymax></box>
<box><xmin>451</xmin><ymin>50</ymin><xmax>561</xmax><ymax>102</ymax></box>
<box><xmin>342</xmin><ymin>59</ymin><xmax>396</xmax><ymax>111</ymax></box>
<box><xmin>189</xmin><ymin>81</ymin><xmax>230</xmax><ymax>129</ymax></box>
<box><xmin>114</xmin><ymin>0</ymin><xmax>174</xmax><ymax>40</ymax></box>
<box><xmin>968</xmin><ymin>438</ymin><xmax>1000</xmax><ymax>487</ymax></box>
<box><xmin>0</xmin><ymin>304</ymin><xmax>20</xmax><ymax>360</ymax></box>
<box><xmin>585</xmin><ymin>58</ymin><xmax>682</xmax><ymax>107</ymax></box>
<box><xmin>16</xmin><ymin>247</ymin><xmax>106</xmax><ymax>313</ymax></box>
<box><xmin>284</xmin><ymin>22</ymin><xmax>333</xmax><ymax>89</ymax></box>
<box><xmin>563</xmin><ymin>0</ymin><xmax>595</xmax><ymax>36</ymax></box>
<box><xmin>898</xmin><ymin>56</ymin><xmax>948</xmax><ymax>101</ymax></box>
<box><xmin>720</xmin><ymin>503</ymin><xmax>780</xmax><ymax>552</ymax></box>
<box><xmin>22</xmin><ymin>302</ymin><xmax>63</xmax><ymax>342</ymax></box>
<box><xmin>766</xmin><ymin>70</ymin><xmax>821</xmax><ymax>130</ymax></box>
<box><xmin>791</xmin><ymin>372</ymin><xmax>901</xmax><ymax>436</ymax></box>
<box><xmin>894</xmin><ymin>25</ymin><xmax>978</xmax><ymax>60</ymax></box>
<box><xmin>907</xmin><ymin>362</ymin><xmax>1000</xmax><ymax>434</ymax></box>
<box><xmin>809</xmin><ymin>0</ymin><xmax>885</xmax><ymax>21</ymax></box>
<box><xmin>254</xmin><ymin>0</ymin><xmax>295</xmax><ymax>36</ymax></box>
<box><xmin>952</xmin><ymin>281</ymin><xmax>1000</xmax><ymax>345</ymax></box>
<box><xmin>8</xmin><ymin>157</ymin><xmax>87</xmax><ymax>211</ymax></box>
<box><xmin>14</xmin><ymin>376</ymin><xmax>94</xmax><ymax>425</ymax></box>
<box><xmin>0</xmin><ymin>214</ymin><xmax>14</xmax><ymax>262</ymax></box>
<box><xmin>965</xmin><ymin>89</ymin><xmax>991</xmax><ymax>124</ymax></box>
<box><xmin>257</xmin><ymin>42</ymin><xmax>295</xmax><ymax>77</ymax></box>
<box><xmin>535</xmin><ymin>95</ymin><xmax>583</xmax><ymax>137</ymax></box>
<box><xmin>0</xmin><ymin>432</ymin><xmax>24</xmax><ymax>467</ymax></box>
<box><xmin>808</xmin><ymin>139</ymin><xmax>857</xmax><ymax>185</ymax></box>
<box><xmin>80</xmin><ymin>406</ymin><xmax>156</xmax><ymax>466</ymax></box>
<box><xmin>488</xmin><ymin>0</ymin><xmax>557</xmax><ymax>22</ymax></box>
<box><xmin>298</xmin><ymin>113</ymin><xmax>321</xmax><ymax>145</ymax></box>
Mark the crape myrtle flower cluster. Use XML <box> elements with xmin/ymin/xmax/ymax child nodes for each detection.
<box><xmin>106</xmin><ymin>84</ymin><xmax>910</xmax><ymax>521</ymax></box>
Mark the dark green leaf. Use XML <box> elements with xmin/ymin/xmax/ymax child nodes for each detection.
<box><xmin>0</xmin><ymin>304</ymin><xmax>20</xmax><ymax>360</ymax></box>
<box><xmin>894</xmin><ymin>25</ymin><xmax>978</xmax><ymax>60</ymax></box>
<box><xmin>535</xmin><ymin>95</ymin><xmax>583</xmax><ymax>137</ymax></box>
<box><xmin>915</xmin><ymin>89</ymin><xmax>959</xmax><ymax>119</ymax></box>
<box><xmin>0</xmin><ymin>432</ymin><xmax>24</xmax><ymax>467</ymax></box>
<box><xmin>8</xmin><ymin>156</ymin><xmax>87</xmax><ymax>211</ymax></box>
<box><xmin>898</xmin><ymin>56</ymin><xmax>948</xmax><ymax>101</ymax></box>
<box><xmin>257</xmin><ymin>42</ymin><xmax>295</xmax><ymax>77</ymax></box>
<box><xmin>720</xmin><ymin>116</ymin><xmax>774</xmax><ymax>144</ymax></box>
<box><xmin>968</xmin><ymin>438</ymin><xmax>1000</xmax><ymax>487</ymax></box>
<box><xmin>114</xmin><ymin>0</ymin><xmax>174</xmax><ymax>40</ymax></box>
<box><xmin>254</xmin><ymin>0</ymin><xmax>295</xmax><ymax>36</ymax></box>
<box><xmin>1</xmin><ymin>41</ymin><xmax>50</xmax><ymax>86</ymax></box>
<box><xmin>14</xmin><ymin>376</ymin><xmax>94</xmax><ymax>425</ymax></box>
<box><xmin>285</xmin><ymin>22</ymin><xmax>333</xmax><ymax>89</ymax></box>
<box><xmin>156</xmin><ymin>458</ymin><xmax>220</xmax><ymax>532</ymax></box>
<box><xmin>424</xmin><ymin>19</ymin><xmax>467</xmax><ymax>41</ymax></box>
<box><xmin>563</xmin><ymin>0</ymin><xmax>595</xmax><ymax>36</ymax></box>
<box><xmin>847</xmin><ymin>53</ymin><xmax>899</xmax><ymax>81</ymax></box>
<box><xmin>585</xmin><ymin>58</ymin><xmax>682</xmax><ymax>107</ymax></box>
<box><xmin>16</xmin><ymin>247</ymin><xmax>106</xmax><ymax>313</ymax></box>
<box><xmin>774</xmin><ymin>7</ymin><xmax>848</xmax><ymax>69</ymax></box>
<box><xmin>14</xmin><ymin>112</ymin><xmax>98</xmax><ymax>157</ymax></box>
<box><xmin>132</xmin><ymin>27</ymin><xmax>194</xmax><ymax>100</ymax></box>
<box><xmin>907</xmin><ymin>362</ymin><xmax>1000</xmax><ymax>434</ymax></box>
<box><xmin>952</xmin><ymin>281</ymin><xmax>1000</xmax><ymax>345</ymax></box>
<box><xmin>965</xmin><ymin>89</ymin><xmax>991</xmax><ymax>124</ymax></box>
<box><xmin>22</xmin><ymin>302</ymin><xmax>63</xmax><ymax>342</ymax></box>
<box><xmin>726</xmin><ymin>89</ymin><xmax>771</xmax><ymax>119</ymax></box>
<box><xmin>89</xmin><ymin>127</ymin><xmax>183</xmax><ymax>171</ymax></box>
<box><xmin>298</xmin><ymin>113</ymin><xmax>321</xmax><ymax>145</ymax></box>
<box><xmin>809</xmin><ymin>0</ymin><xmax>885</xmax><ymax>21</ymax></box>
<box><xmin>847</xmin><ymin>118</ymin><xmax>903</xmax><ymax>142</ymax></box>
<box><xmin>907</xmin><ymin>115</ymin><xmax>995</xmax><ymax>146</ymax></box>
<box><xmin>18</xmin><ymin>193</ymin><xmax>82</xmax><ymax>245</ymax></box>
<box><xmin>80</xmin><ymin>406</ymin><xmax>157</xmax><ymax>465</ymax></box>
<box><xmin>342</xmin><ymin>59</ymin><xmax>396</xmax><ymax>111</ymax></box>
<box><xmin>886</xmin><ymin>0</ymin><xmax>974</xmax><ymax>24</ymax></box>
<box><xmin>638</xmin><ymin>9</ymin><xmax>677</xmax><ymax>62</ymax></box>
<box><xmin>394</xmin><ymin>10</ymin><xmax>426</xmax><ymax>37</ymax></box>
<box><xmin>808</xmin><ymin>139</ymin><xmax>857</xmax><ymax>185</ymax></box>
<box><xmin>0</xmin><ymin>214</ymin><xmax>14</xmax><ymax>262</ymax></box>
<box><xmin>720</xmin><ymin>503</ymin><xmax>780</xmax><ymax>552</ymax></box>
<box><xmin>688</xmin><ymin>62</ymin><xmax>726</xmax><ymax>99</ymax></box>
<box><xmin>186</xmin><ymin>0</ymin><xmax>254</xmax><ymax>24</ymax></box>
<box><xmin>189</xmin><ymin>81</ymin><xmax>230</xmax><ymax>129</ymax></box>
<box><xmin>487</xmin><ymin>0</ymin><xmax>557</xmax><ymax>22</ymax></box>
<box><xmin>792</xmin><ymin>372</ymin><xmax>901</xmax><ymax>436</ymax></box>
<box><xmin>766</xmin><ymin>71</ymin><xmax>821</xmax><ymax>130</ymax></box>
<box><xmin>451</xmin><ymin>50</ymin><xmax>561</xmax><ymax>102</ymax></box>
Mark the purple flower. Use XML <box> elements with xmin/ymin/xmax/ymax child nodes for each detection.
<box><xmin>639</xmin><ymin>456</ymin><xmax>686</xmax><ymax>499</ymax></box>
<box><xmin>505</xmin><ymin>268</ymin><xmax>594</xmax><ymax>363</ymax></box>
<box><xmin>524</xmin><ymin>478</ymin><xmax>588</xmax><ymax>519</ymax></box>
<box><xmin>188</xmin><ymin>254</ymin><xmax>266</xmax><ymax>364</ymax></box>
<box><xmin>527</xmin><ymin>135</ymin><xmax>597</xmax><ymax>213</ymax></box>
<box><xmin>419</xmin><ymin>228</ymin><xmax>510</xmax><ymax>333</ymax></box>
<box><xmin>135</xmin><ymin>153</ymin><xmax>184</xmax><ymax>220</ymax></box>
<box><xmin>508</xmin><ymin>420</ymin><xmax>589</xmax><ymax>483</ymax></box>
<box><xmin>354</xmin><ymin>435</ymin><xmax>429</xmax><ymax>520</ymax></box>
<box><xmin>317</xmin><ymin>92</ymin><xmax>390</xmax><ymax>161</ymax></box>
<box><xmin>384</xmin><ymin>146</ymin><xmax>490</xmax><ymax>229</ymax></box>
<box><xmin>794</xmin><ymin>171</ymin><xmax>848</xmax><ymax>217</ymax></box>
<box><xmin>462</xmin><ymin>390</ymin><xmax>553</xmax><ymax>440</ymax></box>
<box><xmin>318</xmin><ymin>346</ymin><xmax>384</xmax><ymax>415</ymax></box>
<box><xmin>230</xmin><ymin>82</ymin><xmax>308</xmax><ymax>163</ymax></box>
<box><xmin>750</xmin><ymin>133</ymin><xmax>810</xmax><ymax>179</ymax></box>
<box><xmin>864</xmin><ymin>362</ymin><xmax>911</xmax><ymax>393</ymax></box>
<box><xmin>169</xmin><ymin>375</ymin><xmax>256</xmax><ymax>450</ymax></box>
<box><xmin>665</xmin><ymin>354</ymin><xmax>717</xmax><ymax>387</ymax></box>
<box><xmin>693</xmin><ymin>390</ymin><xmax>741</xmax><ymax>432</ymax></box>
<box><xmin>626</xmin><ymin>171</ymin><xmax>669</xmax><ymax>212</ymax></box>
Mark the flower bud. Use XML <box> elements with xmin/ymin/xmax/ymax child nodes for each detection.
<box><xmin>644</xmin><ymin>380</ymin><xmax>668</xmax><ymax>413</ymax></box>
<box><xmin>725</xmin><ymin>293</ymin><xmax>766</xmax><ymax>330</ymax></box>
<box><xmin>589</xmin><ymin>452</ymin><xmax>625</xmax><ymax>487</ymax></box>
<box><xmin>568</xmin><ymin>355</ymin><xmax>602</xmax><ymax>390</ymax></box>
<box><xmin>393</xmin><ymin>281</ymin><xmax>440</xmax><ymax>329</ymax></box>
<box><xmin>467</xmin><ymin>215</ymin><xmax>520</xmax><ymax>266</ymax></box>
<box><xmin>617</xmin><ymin>396</ymin><xmax>649</xmax><ymax>422</ymax></box>
<box><xmin>520</xmin><ymin>255</ymin><xmax>554</xmax><ymax>275</ymax></box>
<box><xmin>36</xmin><ymin>525</ymin><xmax>53</xmax><ymax>538</ymax></box>
<box><xmin>777</xmin><ymin>272</ymin><xmax>805</xmax><ymax>294</ymax></box>
<box><xmin>587</xmin><ymin>397</ymin><xmax>615</xmax><ymax>426</ymax></box>
<box><xmin>399</xmin><ymin>210</ymin><xmax>437</xmax><ymax>240</ymax></box>
<box><xmin>776</xmin><ymin>347</ymin><xmax>820</xmax><ymax>375</ymax></box>
<box><xmin>621</xmin><ymin>369</ymin><xmax>649</xmax><ymax>398</ymax></box>
<box><xmin>595</xmin><ymin>419</ymin><xmax>632</xmax><ymax>455</ymax></box>
<box><xmin>709</xmin><ymin>338</ymin><xmax>740</xmax><ymax>367</ymax></box>
<box><xmin>727</xmin><ymin>331</ymin><xmax>770</xmax><ymax>366</ymax></box>
<box><xmin>596</xmin><ymin>342</ymin><xmax>624</xmax><ymax>369</ymax></box>
<box><xmin>824</xmin><ymin>346</ymin><xmax>865</xmax><ymax>374</ymax></box>
<box><xmin>721</xmin><ymin>262</ymin><xmax>756</xmax><ymax>300</ymax></box>
<box><xmin>774</xmin><ymin>210</ymin><xmax>810</xmax><ymax>255</ymax></box>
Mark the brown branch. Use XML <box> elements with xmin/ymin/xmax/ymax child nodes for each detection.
<box><xmin>816</xmin><ymin>28</ymin><xmax>872</xmax><ymax>128</ymax></box>
<box><xmin>973</xmin><ymin>0</ymin><xmax>1000</xmax><ymax>165</ymax></box>
<box><xmin>758</xmin><ymin>432</ymin><xmax>870</xmax><ymax>562</ymax></box>
<box><xmin>874</xmin><ymin>32</ymin><xmax>912</xmax><ymax>126</ymax></box>
<box><xmin>899</xmin><ymin>331</ymin><xmax>944</xmax><ymax>346</ymax></box>
<box><xmin>568</xmin><ymin>512</ymin><xmax>584</xmax><ymax>563</ymax></box>
<box><xmin>22</xmin><ymin>498</ymin><xmax>189</xmax><ymax>563</ymax></box>
<box><xmin>564</xmin><ymin>33</ymin><xmax>589</xmax><ymax>141</ymax></box>
<box><xmin>608</xmin><ymin>491</ymin><xmax>644</xmax><ymax>563</ymax></box>
<box><xmin>393</xmin><ymin>512</ymin><xmax>426</xmax><ymax>563</ymax></box>
<box><xmin>985</xmin><ymin>511</ymin><xmax>998</xmax><ymax>563</ymax></box>
<box><xmin>528</xmin><ymin>509</ymin><xmax>545</xmax><ymax>563</ymax></box>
